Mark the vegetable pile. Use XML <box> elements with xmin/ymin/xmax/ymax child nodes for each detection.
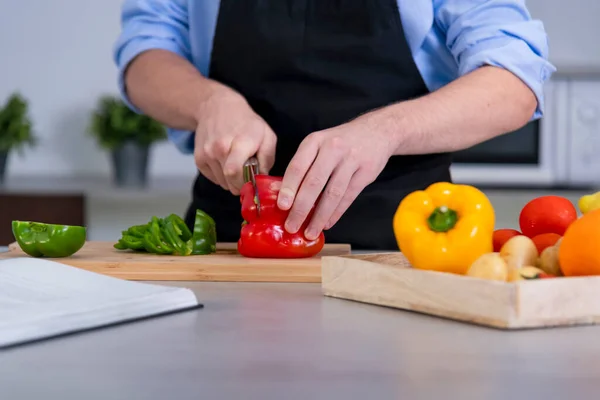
<box><xmin>484</xmin><ymin>193</ymin><xmax>600</xmax><ymax>280</ymax></box>
<box><xmin>394</xmin><ymin>185</ymin><xmax>600</xmax><ymax>281</ymax></box>
<box><xmin>114</xmin><ymin>209</ymin><xmax>216</xmax><ymax>256</ymax></box>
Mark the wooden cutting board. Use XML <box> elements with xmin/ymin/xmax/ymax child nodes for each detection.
<box><xmin>322</xmin><ymin>253</ymin><xmax>600</xmax><ymax>330</ymax></box>
<box><xmin>0</xmin><ymin>241</ymin><xmax>351</xmax><ymax>283</ymax></box>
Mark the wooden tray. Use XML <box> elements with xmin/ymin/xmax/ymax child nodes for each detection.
<box><xmin>321</xmin><ymin>253</ymin><xmax>600</xmax><ymax>329</ymax></box>
<box><xmin>0</xmin><ymin>241</ymin><xmax>351</xmax><ymax>283</ymax></box>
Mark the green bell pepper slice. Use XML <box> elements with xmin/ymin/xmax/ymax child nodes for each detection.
<box><xmin>189</xmin><ymin>209</ymin><xmax>217</xmax><ymax>255</ymax></box>
<box><xmin>126</xmin><ymin>224</ymin><xmax>149</xmax><ymax>239</ymax></box>
<box><xmin>163</xmin><ymin>215</ymin><xmax>192</xmax><ymax>256</ymax></box>
<box><xmin>12</xmin><ymin>220</ymin><xmax>87</xmax><ymax>258</ymax></box>
<box><xmin>147</xmin><ymin>217</ymin><xmax>174</xmax><ymax>254</ymax></box>
<box><xmin>117</xmin><ymin>234</ymin><xmax>145</xmax><ymax>251</ymax></box>
<box><xmin>112</xmin><ymin>209</ymin><xmax>217</xmax><ymax>256</ymax></box>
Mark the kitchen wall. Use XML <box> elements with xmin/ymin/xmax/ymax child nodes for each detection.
<box><xmin>0</xmin><ymin>0</ymin><xmax>599</xmax><ymax>180</ymax></box>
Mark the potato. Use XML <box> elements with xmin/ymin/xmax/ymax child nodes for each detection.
<box><xmin>537</xmin><ymin>245</ymin><xmax>562</xmax><ymax>276</ymax></box>
<box><xmin>500</xmin><ymin>235</ymin><xmax>539</xmax><ymax>281</ymax></box>
<box><xmin>466</xmin><ymin>253</ymin><xmax>508</xmax><ymax>281</ymax></box>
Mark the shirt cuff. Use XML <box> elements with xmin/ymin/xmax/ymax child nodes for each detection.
<box><xmin>457</xmin><ymin>36</ymin><xmax>556</xmax><ymax>120</ymax></box>
<box><xmin>167</xmin><ymin>128</ymin><xmax>195</xmax><ymax>155</ymax></box>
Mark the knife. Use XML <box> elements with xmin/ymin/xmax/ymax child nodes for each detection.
<box><xmin>243</xmin><ymin>156</ymin><xmax>261</xmax><ymax>216</ymax></box>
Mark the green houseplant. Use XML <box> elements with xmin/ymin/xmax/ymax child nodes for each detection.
<box><xmin>0</xmin><ymin>92</ymin><xmax>37</xmax><ymax>184</ymax></box>
<box><xmin>88</xmin><ymin>95</ymin><xmax>167</xmax><ymax>188</ymax></box>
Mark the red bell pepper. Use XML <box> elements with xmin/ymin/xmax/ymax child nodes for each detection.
<box><xmin>237</xmin><ymin>175</ymin><xmax>325</xmax><ymax>258</ymax></box>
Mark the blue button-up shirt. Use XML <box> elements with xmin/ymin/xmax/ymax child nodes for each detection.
<box><xmin>114</xmin><ymin>0</ymin><xmax>556</xmax><ymax>154</ymax></box>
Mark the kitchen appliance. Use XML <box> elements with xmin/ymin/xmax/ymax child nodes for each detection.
<box><xmin>450</xmin><ymin>80</ymin><xmax>600</xmax><ymax>188</ymax></box>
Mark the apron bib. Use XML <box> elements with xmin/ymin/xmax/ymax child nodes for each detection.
<box><xmin>185</xmin><ymin>0</ymin><xmax>452</xmax><ymax>250</ymax></box>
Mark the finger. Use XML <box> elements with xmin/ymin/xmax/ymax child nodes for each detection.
<box><xmin>257</xmin><ymin>128</ymin><xmax>277</xmax><ymax>174</ymax></box>
<box><xmin>199</xmin><ymin>136</ymin><xmax>233</xmax><ymax>191</ymax></box>
<box><xmin>304</xmin><ymin>162</ymin><xmax>357</xmax><ymax>240</ymax></box>
<box><xmin>284</xmin><ymin>149</ymin><xmax>342</xmax><ymax>234</ymax></box>
<box><xmin>195</xmin><ymin>149</ymin><xmax>220</xmax><ymax>186</ymax></box>
<box><xmin>197</xmin><ymin>163</ymin><xmax>219</xmax><ymax>186</ymax></box>
<box><xmin>325</xmin><ymin>169</ymin><xmax>372</xmax><ymax>230</ymax></box>
<box><xmin>277</xmin><ymin>138</ymin><xmax>321</xmax><ymax>211</ymax></box>
<box><xmin>223</xmin><ymin>136</ymin><xmax>261</xmax><ymax>193</ymax></box>
<box><xmin>208</xmin><ymin>159</ymin><xmax>230</xmax><ymax>191</ymax></box>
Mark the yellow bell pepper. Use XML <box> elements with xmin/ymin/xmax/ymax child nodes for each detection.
<box><xmin>578</xmin><ymin>191</ymin><xmax>600</xmax><ymax>215</ymax></box>
<box><xmin>393</xmin><ymin>182</ymin><xmax>495</xmax><ymax>275</ymax></box>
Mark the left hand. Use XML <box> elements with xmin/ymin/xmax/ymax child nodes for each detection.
<box><xmin>277</xmin><ymin>115</ymin><xmax>397</xmax><ymax>240</ymax></box>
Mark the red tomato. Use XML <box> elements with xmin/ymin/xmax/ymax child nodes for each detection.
<box><xmin>531</xmin><ymin>233</ymin><xmax>561</xmax><ymax>254</ymax></box>
<box><xmin>519</xmin><ymin>196</ymin><xmax>578</xmax><ymax>238</ymax></box>
<box><xmin>492</xmin><ymin>229</ymin><xmax>522</xmax><ymax>252</ymax></box>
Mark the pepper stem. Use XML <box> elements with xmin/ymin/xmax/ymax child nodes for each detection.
<box><xmin>427</xmin><ymin>206</ymin><xmax>458</xmax><ymax>232</ymax></box>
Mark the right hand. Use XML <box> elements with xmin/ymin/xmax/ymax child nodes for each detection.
<box><xmin>194</xmin><ymin>85</ymin><xmax>277</xmax><ymax>195</ymax></box>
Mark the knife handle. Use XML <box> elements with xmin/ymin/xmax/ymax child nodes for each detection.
<box><xmin>243</xmin><ymin>156</ymin><xmax>260</xmax><ymax>183</ymax></box>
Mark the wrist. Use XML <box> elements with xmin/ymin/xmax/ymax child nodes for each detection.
<box><xmin>361</xmin><ymin>102</ymin><xmax>413</xmax><ymax>156</ymax></box>
<box><xmin>192</xmin><ymin>80</ymin><xmax>247</xmax><ymax>127</ymax></box>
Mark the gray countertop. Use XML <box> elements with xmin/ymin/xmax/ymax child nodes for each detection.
<box><xmin>0</xmin><ymin>175</ymin><xmax>195</xmax><ymax>198</ymax></box>
<box><xmin>2</xmin><ymin>280</ymin><xmax>600</xmax><ymax>399</ymax></box>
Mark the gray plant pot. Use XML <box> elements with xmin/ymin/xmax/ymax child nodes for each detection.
<box><xmin>0</xmin><ymin>150</ymin><xmax>8</xmax><ymax>185</ymax></box>
<box><xmin>111</xmin><ymin>141</ymin><xmax>150</xmax><ymax>188</ymax></box>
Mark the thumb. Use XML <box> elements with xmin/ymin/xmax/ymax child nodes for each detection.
<box><xmin>257</xmin><ymin>130</ymin><xmax>277</xmax><ymax>174</ymax></box>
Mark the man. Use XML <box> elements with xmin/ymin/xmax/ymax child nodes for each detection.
<box><xmin>114</xmin><ymin>0</ymin><xmax>555</xmax><ymax>250</ymax></box>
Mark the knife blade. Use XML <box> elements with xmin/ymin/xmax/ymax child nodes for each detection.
<box><xmin>243</xmin><ymin>156</ymin><xmax>261</xmax><ymax>216</ymax></box>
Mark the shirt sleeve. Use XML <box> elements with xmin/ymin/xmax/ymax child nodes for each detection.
<box><xmin>113</xmin><ymin>0</ymin><xmax>195</xmax><ymax>154</ymax></box>
<box><xmin>433</xmin><ymin>0</ymin><xmax>556</xmax><ymax>119</ymax></box>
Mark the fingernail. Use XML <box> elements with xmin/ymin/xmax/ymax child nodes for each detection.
<box><xmin>278</xmin><ymin>196</ymin><xmax>291</xmax><ymax>209</ymax></box>
<box><xmin>285</xmin><ymin>221</ymin><xmax>298</xmax><ymax>233</ymax></box>
<box><xmin>278</xmin><ymin>188</ymin><xmax>294</xmax><ymax>209</ymax></box>
<box><xmin>305</xmin><ymin>228</ymin><xmax>318</xmax><ymax>240</ymax></box>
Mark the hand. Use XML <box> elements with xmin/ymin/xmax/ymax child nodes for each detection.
<box><xmin>277</xmin><ymin>115</ymin><xmax>396</xmax><ymax>240</ymax></box>
<box><xmin>194</xmin><ymin>86</ymin><xmax>277</xmax><ymax>195</ymax></box>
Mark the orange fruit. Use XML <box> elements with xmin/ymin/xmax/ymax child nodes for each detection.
<box><xmin>559</xmin><ymin>209</ymin><xmax>600</xmax><ymax>276</ymax></box>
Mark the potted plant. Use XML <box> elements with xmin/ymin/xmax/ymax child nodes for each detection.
<box><xmin>88</xmin><ymin>95</ymin><xmax>167</xmax><ymax>188</ymax></box>
<box><xmin>0</xmin><ymin>92</ymin><xmax>37</xmax><ymax>184</ymax></box>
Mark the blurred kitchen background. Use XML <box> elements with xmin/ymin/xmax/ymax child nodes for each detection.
<box><xmin>0</xmin><ymin>0</ymin><xmax>599</xmax><ymax>246</ymax></box>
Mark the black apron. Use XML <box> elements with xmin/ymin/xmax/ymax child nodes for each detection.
<box><xmin>185</xmin><ymin>0</ymin><xmax>452</xmax><ymax>251</ymax></box>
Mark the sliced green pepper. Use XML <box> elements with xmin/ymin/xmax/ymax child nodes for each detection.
<box><xmin>113</xmin><ymin>209</ymin><xmax>216</xmax><ymax>256</ymax></box>
<box><xmin>149</xmin><ymin>217</ymin><xmax>175</xmax><ymax>254</ymax></box>
<box><xmin>126</xmin><ymin>224</ymin><xmax>149</xmax><ymax>239</ymax></box>
<box><xmin>165</xmin><ymin>214</ymin><xmax>192</xmax><ymax>242</ymax></box>
<box><xmin>163</xmin><ymin>216</ymin><xmax>192</xmax><ymax>256</ymax></box>
<box><xmin>119</xmin><ymin>234</ymin><xmax>145</xmax><ymax>251</ymax></box>
<box><xmin>142</xmin><ymin>231</ymin><xmax>171</xmax><ymax>254</ymax></box>
<box><xmin>12</xmin><ymin>220</ymin><xmax>87</xmax><ymax>258</ymax></box>
<box><xmin>189</xmin><ymin>209</ymin><xmax>217</xmax><ymax>255</ymax></box>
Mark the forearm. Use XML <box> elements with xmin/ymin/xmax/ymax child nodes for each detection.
<box><xmin>373</xmin><ymin>66</ymin><xmax>538</xmax><ymax>155</ymax></box>
<box><xmin>124</xmin><ymin>49</ymin><xmax>226</xmax><ymax>131</ymax></box>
